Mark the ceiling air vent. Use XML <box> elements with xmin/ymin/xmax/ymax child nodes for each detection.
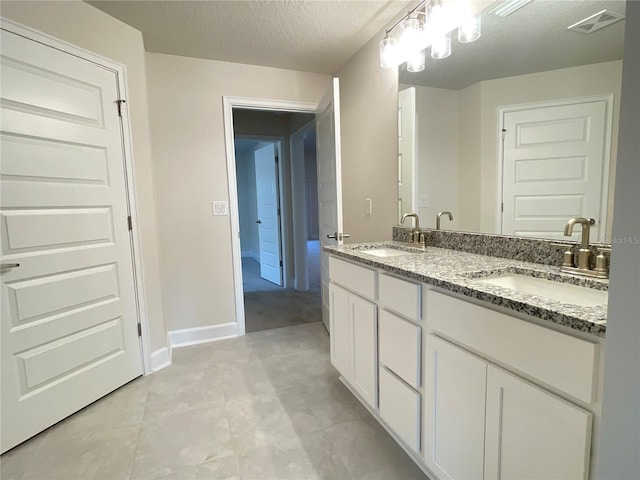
<box><xmin>568</xmin><ymin>9</ymin><xmax>625</xmax><ymax>34</ymax></box>
<box><xmin>489</xmin><ymin>0</ymin><xmax>532</xmax><ymax>18</ymax></box>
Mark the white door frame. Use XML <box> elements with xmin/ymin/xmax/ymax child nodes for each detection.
<box><xmin>1</xmin><ymin>19</ymin><xmax>153</xmax><ymax>374</ymax></box>
<box><xmin>235</xmin><ymin>135</ymin><xmax>286</xmax><ymax>286</ymax></box>
<box><xmin>223</xmin><ymin>97</ymin><xmax>318</xmax><ymax>335</ymax></box>
<box><xmin>495</xmin><ymin>94</ymin><xmax>615</xmax><ymax>241</ymax></box>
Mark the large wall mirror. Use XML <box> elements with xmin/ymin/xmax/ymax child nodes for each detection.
<box><xmin>397</xmin><ymin>0</ymin><xmax>625</xmax><ymax>242</ymax></box>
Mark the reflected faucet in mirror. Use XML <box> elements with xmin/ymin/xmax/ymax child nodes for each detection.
<box><xmin>436</xmin><ymin>211</ymin><xmax>453</xmax><ymax>230</ymax></box>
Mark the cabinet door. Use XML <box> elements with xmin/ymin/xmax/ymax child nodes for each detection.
<box><xmin>424</xmin><ymin>335</ymin><xmax>487</xmax><ymax>480</ymax></box>
<box><xmin>329</xmin><ymin>283</ymin><xmax>351</xmax><ymax>378</ymax></box>
<box><xmin>351</xmin><ymin>295</ymin><xmax>377</xmax><ymax>407</ymax></box>
<box><xmin>485</xmin><ymin>365</ymin><xmax>593</xmax><ymax>480</ymax></box>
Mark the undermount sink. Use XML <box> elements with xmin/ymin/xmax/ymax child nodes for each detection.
<box><xmin>478</xmin><ymin>274</ymin><xmax>608</xmax><ymax>307</ymax></box>
<box><xmin>363</xmin><ymin>248</ymin><xmax>411</xmax><ymax>258</ymax></box>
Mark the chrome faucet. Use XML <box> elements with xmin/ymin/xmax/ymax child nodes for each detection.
<box><xmin>436</xmin><ymin>211</ymin><xmax>453</xmax><ymax>230</ymax></box>
<box><xmin>401</xmin><ymin>213</ymin><xmax>425</xmax><ymax>247</ymax></box>
<box><xmin>560</xmin><ymin>217</ymin><xmax>608</xmax><ymax>278</ymax></box>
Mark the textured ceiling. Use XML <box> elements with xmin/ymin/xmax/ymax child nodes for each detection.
<box><xmin>88</xmin><ymin>0</ymin><xmax>413</xmax><ymax>74</ymax></box>
<box><xmin>399</xmin><ymin>0</ymin><xmax>626</xmax><ymax>89</ymax></box>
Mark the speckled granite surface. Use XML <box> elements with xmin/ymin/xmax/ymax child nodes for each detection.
<box><xmin>393</xmin><ymin>227</ymin><xmax>610</xmax><ymax>268</ymax></box>
<box><xmin>325</xmin><ymin>241</ymin><xmax>608</xmax><ymax>338</ymax></box>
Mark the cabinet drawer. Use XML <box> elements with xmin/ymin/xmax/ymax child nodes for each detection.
<box><xmin>379</xmin><ymin>310</ymin><xmax>421</xmax><ymax>389</ymax></box>
<box><xmin>427</xmin><ymin>290</ymin><xmax>599</xmax><ymax>404</ymax></box>
<box><xmin>379</xmin><ymin>367</ymin><xmax>421</xmax><ymax>454</ymax></box>
<box><xmin>379</xmin><ymin>273</ymin><xmax>421</xmax><ymax>321</ymax></box>
<box><xmin>329</xmin><ymin>256</ymin><xmax>375</xmax><ymax>301</ymax></box>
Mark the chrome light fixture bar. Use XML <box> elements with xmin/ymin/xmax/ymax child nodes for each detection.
<box><xmin>379</xmin><ymin>0</ymin><xmax>482</xmax><ymax>72</ymax></box>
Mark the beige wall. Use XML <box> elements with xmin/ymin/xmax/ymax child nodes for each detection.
<box><xmin>457</xmin><ymin>82</ymin><xmax>483</xmax><ymax>231</ymax></box>
<box><xmin>335</xmin><ymin>34</ymin><xmax>399</xmax><ymax>243</ymax></box>
<box><xmin>1</xmin><ymin>0</ymin><xmax>167</xmax><ymax>352</ymax></box>
<box><xmin>476</xmin><ymin>60</ymin><xmax>623</xmax><ymax>236</ymax></box>
<box><xmin>146</xmin><ymin>53</ymin><xmax>329</xmax><ymax>332</ymax></box>
<box><xmin>410</xmin><ymin>85</ymin><xmax>460</xmax><ymax>229</ymax></box>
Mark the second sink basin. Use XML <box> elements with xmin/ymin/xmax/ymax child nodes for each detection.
<box><xmin>478</xmin><ymin>274</ymin><xmax>608</xmax><ymax>307</ymax></box>
<box><xmin>364</xmin><ymin>248</ymin><xmax>411</xmax><ymax>258</ymax></box>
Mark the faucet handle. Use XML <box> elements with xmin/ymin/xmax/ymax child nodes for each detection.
<box><xmin>551</xmin><ymin>243</ymin><xmax>576</xmax><ymax>267</ymax></box>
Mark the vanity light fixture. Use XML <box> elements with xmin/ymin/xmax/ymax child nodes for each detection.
<box><xmin>379</xmin><ymin>0</ymin><xmax>481</xmax><ymax>70</ymax></box>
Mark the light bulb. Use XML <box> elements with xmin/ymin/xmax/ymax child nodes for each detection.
<box><xmin>399</xmin><ymin>17</ymin><xmax>423</xmax><ymax>58</ymax></box>
<box><xmin>406</xmin><ymin>50</ymin><xmax>425</xmax><ymax>73</ymax></box>
<box><xmin>431</xmin><ymin>31</ymin><xmax>451</xmax><ymax>59</ymax></box>
<box><xmin>458</xmin><ymin>14</ymin><xmax>481</xmax><ymax>43</ymax></box>
<box><xmin>379</xmin><ymin>36</ymin><xmax>400</xmax><ymax>68</ymax></box>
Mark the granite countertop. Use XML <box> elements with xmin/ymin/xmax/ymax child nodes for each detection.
<box><xmin>324</xmin><ymin>241</ymin><xmax>608</xmax><ymax>338</ymax></box>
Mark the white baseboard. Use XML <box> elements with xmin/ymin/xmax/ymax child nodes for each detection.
<box><xmin>150</xmin><ymin>346</ymin><xmax>171</xmax><ymax>372</ymax></box>
<box><xmin>168</xmin><ymin>322</ymin><xmax>240</xmax><ymax>349</ymax></box>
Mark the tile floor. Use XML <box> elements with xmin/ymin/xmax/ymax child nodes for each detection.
<box><xmin>1</xmin><ymin>322</ymin><xmax>428</xmax><ymax>480</ymax></box>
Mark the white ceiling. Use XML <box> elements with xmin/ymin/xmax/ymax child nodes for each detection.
<box><xmin>399</xmin><ymin>0</ymin><xmax>626</xmax><ymax>89</ymax></box>
<box><xmin>88</xmin><ymin>0</ymin><xmax>413</xmax><ymax>74</ymax></box>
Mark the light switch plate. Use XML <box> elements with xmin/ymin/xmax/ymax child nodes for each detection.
<box><xmin>365</xmin><ymin>198</ymin><xmax>373</xmax><ymax>215</ymax></box>
<box><xmin>419</xmin><ymin>196</ymin><xmax>430</xmax><ymax>208</ymax></box>
<box><xmin>212</xmin><ymin>201</ymin><xmax>228</xmax><ymax>216</ymax></box>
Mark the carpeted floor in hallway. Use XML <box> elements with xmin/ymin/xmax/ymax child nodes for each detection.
<box><xmin>242</xmin><ymin>240</ymin><xmax>322</xmax><ymax>333</ymax></box>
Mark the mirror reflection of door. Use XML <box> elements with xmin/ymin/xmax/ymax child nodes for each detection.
<box><xmin>500</xmin><ymin>97</ymin><xmax>613</xmax><ymax>241</ymax></box>
<box><xmin>398</xmin><ymin>87</ymin><xmax>416</xmax><ymax>221</ymax></box>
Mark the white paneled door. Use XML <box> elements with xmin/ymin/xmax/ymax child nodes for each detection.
<box><xmin>0</xmin><ymin>28</ymin><xmax>142</xmax><ymax>453</ymax></box>
<box><xmin>254</xmin><ymin>143</ymin><xmax>283</xmax><ymax>286</ymax></box>
<box><xmin>501</xmin><ymin>98</ymin><xmax>611</xmax><ymax>240</ymax></box>
<box><xmin>316</xmin><ymin>78</ymin><xmax>344</xmax><ymax>331</ymax></box>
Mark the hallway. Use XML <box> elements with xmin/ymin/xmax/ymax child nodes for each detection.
<box><xmin>242</xmin><ymin>241</ymin><xmax>321</xmax><ymax>333</ymax></box>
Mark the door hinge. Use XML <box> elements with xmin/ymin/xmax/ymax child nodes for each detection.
<box><xmin>127</xmin><ymin>215</ymin><xmax>133</xmax><ymax>231</ymax></box>
<box><xmin>117</xmin><ymin>99</ymin><xmax>126</xmax><ymax>117</ymax></box>
<box><xmin>277</xmin><ymin>208</ymin><xmax>281</xmax><ymax>216</ymax></box>
<box><xmin>501</xmin><ymin>128</ymin><xmax>507</xmax><ymax>141</ymax></box>
<box><xmin>501</xmin><ymin>202</ymin><xmax>504</xmax><ymax>213</ymax></box>
<box><xmin>137</xmin><ymin>323</ymin><xmax>142</xmax><ymax>337</ymax></box>
<box><xmin>279</xmin><ymin>260</ymin><xmax>283</xmax><ymax>267</ymax></box>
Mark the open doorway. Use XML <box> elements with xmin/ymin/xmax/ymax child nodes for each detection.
<box><xmin>232</xmin><ymin>109</ymin><xmax>321</xmax><ymax>333</ymax></box>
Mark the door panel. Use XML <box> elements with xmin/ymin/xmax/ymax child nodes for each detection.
<box><xmin>316</xmin><ymin>78</ymin><xmax>343</xmax><ymax>331</ymax></box>
<box><xmin>502</xmin><ymin>99</ymin><xmax>609</xmax><ymax>240</ymax></box>
<box><xmin>329</xmin><ymin>283</ymin><xmax>350</xmax><ymax>377</ymax></box>
<box><xmin>254</xmin><ymin>143</ymin><xmax>282</xmax><ymax>286</ymax></box>
<box><xmin>0</xmin><ymin>28</ymin><xmax>142</xmax><ymax>453</ymax></box>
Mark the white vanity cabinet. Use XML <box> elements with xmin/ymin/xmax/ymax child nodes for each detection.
<box><xmin>424</xmin><ymin>290</ymin><xmax>596</xmax><ymax>480</ymax></box>
<box><xmin>329</xmin><ymin>258</ymin><xmax>378</xmax><ymax>408</ymax></box>
<box><xmin>328</xmin><ymin>252</ymin><xmax>602</xmax><ymax>480</ymax></box>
